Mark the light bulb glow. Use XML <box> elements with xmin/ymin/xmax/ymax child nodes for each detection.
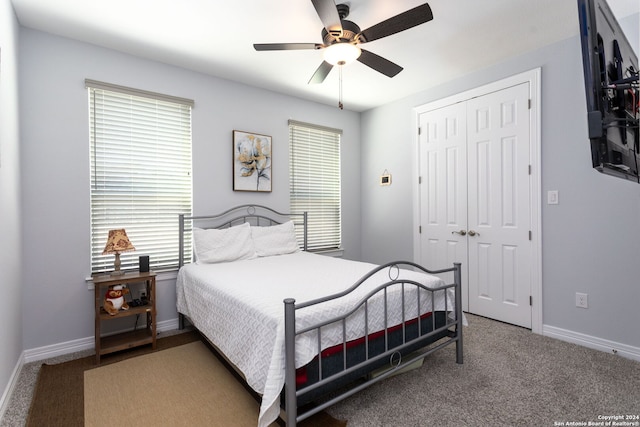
<box><xmin>323</xmin><ymin>43</ymin><xmax>362</xmax><ymax>65</ymax></box>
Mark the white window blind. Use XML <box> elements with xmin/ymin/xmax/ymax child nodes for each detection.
<box><xmin>289</xmin><ymin>120</ymin><xmax>342</xmax><ymax>251</ymax></box>
<box><xmin>88</xmin><ymin>80</ymin><xmax>193</xmax><ymax>273</ymax></box>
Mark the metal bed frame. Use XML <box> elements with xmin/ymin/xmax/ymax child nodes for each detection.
<box><xmin>177</xmin><ymin>204</ymin><xmax>463</xmax><ymax>426</ymax></box>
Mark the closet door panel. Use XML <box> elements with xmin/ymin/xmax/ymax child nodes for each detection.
<box><xmin>418</xmin><ymin>102</ymin><xmax>469</xmax><ymax>308</ymax></box>
<box><xmin>467</xmin><ymin>83</ymin><xmax>532</xmax><ymax>328</ymax></box>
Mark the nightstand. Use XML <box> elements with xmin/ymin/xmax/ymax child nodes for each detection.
<box><xmin>92</xmin><ymin>271</ymin><xmax>157</xmax><ymax>364</ymax></box>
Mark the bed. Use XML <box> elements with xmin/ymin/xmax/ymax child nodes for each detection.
<box><xmin>176</xmin><ymin>205</ymin><xmax>463</xmax><ymax>427</ymax></box>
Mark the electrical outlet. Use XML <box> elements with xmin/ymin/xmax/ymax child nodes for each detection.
<box><xmin>547</xmin><ymin>190</ymin><xmax>559</xmax><ymax>205</ymax></box>
<box><xmin>576</xmin><ymin>292</ymin><xmax>588</xmax><ymax>309</ymax></box>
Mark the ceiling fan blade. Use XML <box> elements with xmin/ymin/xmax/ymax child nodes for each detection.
<box><xmin>359</xmin><ymin>3</ymin><xmax>433</xmax><ymax>43</ymax></box>
<box><xmin>253</xmin><ymin>43</ymin><xmax>322</xmax><ymax>51</ymax></box>
<box><xmin>308</xmin><ymin>61</ymin><xmax>334</xmax><ymax>84</ymax></box>
<box><xmin>311</xmin><ymin>0</ymin><xmax>343</xmax><ymax>38</ymax></box>
<box><xmin>357</xmin><ymin>49</ymin><xmax>403</xmax><ymax>78</ymax></box>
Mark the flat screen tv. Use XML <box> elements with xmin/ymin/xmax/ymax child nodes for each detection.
<box><xmin>578</xmin><ymin>0</ymin><xmax>639</xmax><ymax>182</ymax></box>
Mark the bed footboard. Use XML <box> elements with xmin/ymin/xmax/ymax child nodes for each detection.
<box><xmin>283</xmin><ymin>261</ymin><xmax>463</xmax><ymax>426</ymax></box>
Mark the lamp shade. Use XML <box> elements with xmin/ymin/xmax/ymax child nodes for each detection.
<box><xmin>323</xmin><ymin>42</ymin><xmax>362</xmax><ymax>66</ymax></box>
<box><xmin>102</xmin><ymin>229</ymin><xmax>135</xmax><ymax>255</ymax></box>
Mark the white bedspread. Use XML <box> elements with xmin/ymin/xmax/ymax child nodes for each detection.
<box><xmin>176</xmin><ymin>251</ymin><xmax>457</xmax><ymax>427</ymax></box>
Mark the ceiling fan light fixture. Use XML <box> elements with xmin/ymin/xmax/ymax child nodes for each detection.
<box><xmin>323</xmin><ymin>42</ymin><xmax>361</xmax><ymax>66</ymax></box>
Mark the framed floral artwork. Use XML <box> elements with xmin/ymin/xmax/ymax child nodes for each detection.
<box><xmin>233</xmin><ymin>130</ymin><xmax>272</xmax><ymax>192</ymax></box>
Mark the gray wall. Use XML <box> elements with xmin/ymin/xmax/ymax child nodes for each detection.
<box><xmin>18</xmin><ymin>27</ymin><xmax>361</xmax><ymax>350</ymax></box>
<box><xmin>0</xmin><ymin>0</ymin><xmax>23</xmax><ymax>410</ymax></box>
<box><xmin>360</xmin><ymin>14</ymin><xmax>640</xmax><ymax>349</ymax></box>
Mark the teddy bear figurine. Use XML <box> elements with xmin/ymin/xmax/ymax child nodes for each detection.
<box><xmin>104</xmin><ymin>285</ymin><xmax>130</xmax><ymax>316</ymax></box>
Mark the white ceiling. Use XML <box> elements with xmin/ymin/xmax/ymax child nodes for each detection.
<box><xmin>10</xmin><ymin>0</ymin><xmax>639</xmax><ymax>112</ymax></box>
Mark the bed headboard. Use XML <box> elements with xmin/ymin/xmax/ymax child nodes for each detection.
<box><xmin>178</xmin><ymin>204</ymin><xmax>307</xmax><ymax>267</ymax></box>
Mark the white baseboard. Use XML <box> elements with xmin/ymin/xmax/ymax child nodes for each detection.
<box><xmin>24</xmin><ymin>335</ymin><xmax>94</xmax><ymax>364</ymax></box>
<box><xmin>0</xmin><ymin>353</ymin><xmax>24</xmax><ymax>422</ymax></box>
<box><xmin>23</xmin><ymin>318</ymin><xmax>180</xmax><ymax>363</ymax></box>
<box><xmin>543</xmin><ymin>324</ymin><xmax>640</xmax><ymax>362</ymax></box>
<box><xmin>18</xmin><ymin>320</ymin><xmax>640</xmax><ymax>365</ymax></box>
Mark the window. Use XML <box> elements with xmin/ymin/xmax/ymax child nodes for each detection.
<box><xmin>88</xmin><ymin>80</ymin><xmax>193</xmax><ymax>273</ymax></box>
<box><xmin>289</xmin><ymin>120</ymin><xmax>342</xmax><ymax>251</ymax></box>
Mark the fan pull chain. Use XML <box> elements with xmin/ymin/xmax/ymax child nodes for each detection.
<box><xmin>338</xmin><ymin>61</ymin><xmax>344</xmax><ymax>110</ymax></box>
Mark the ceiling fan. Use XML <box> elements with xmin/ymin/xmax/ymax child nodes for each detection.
<box><xmin>253</xmin><ymin>0</ymin><xmax>434</xmax><ymax>84</ymax></box>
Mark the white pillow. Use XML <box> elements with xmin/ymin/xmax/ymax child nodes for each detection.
<box><xmin>193</xmin><ymin>222</ymin><xmax>256</xmax><ymax>264</ymax></box>
<box><xmin>251</xmin><ymin>221</ymin><xmax>300</xmax><ymax>257</ymax></box>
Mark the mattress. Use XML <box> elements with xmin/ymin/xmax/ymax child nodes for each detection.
<box><xmin>176</xmin><ymin>251</ymin><xmax>456</xmax><ymax>427</ymax></box>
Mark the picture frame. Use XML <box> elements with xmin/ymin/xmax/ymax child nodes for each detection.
<box><xmin>233</xmin><ymin>130</ymin><xmax>272</xmax><ymax>192</ymax></box>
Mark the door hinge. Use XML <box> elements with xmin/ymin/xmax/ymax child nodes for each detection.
<box><xmin>528</xmin><ymin>99</ymin><xmax>532</xmax><ymax>109</ymax></box>
<box><xmin>419</xmin><ymin>176</ymin><xmax>422</xmax><ymax>184</ymax></box>
<box><xmin>419</xmin><ymin>226</ymin><xmax>422</xmax><ymax>234</ymax></box>
<box><xmin>529</xmin><ymin>296</ymin><xmax>533</xmax><ymax>306</ymax></box>
<box><xmin>418</xmin><ymin>127</ymin><xmax>422</xmax><ymax>135</ymax></box>
<box><xmin>528</xmin><ymin>165</ymin><xmax>532</xmax><ymax>175</ymax></box>
<box><xmin>529</xmin><ymin>230</ymin><xmax>532</xmax><ymax>240</ymax></box>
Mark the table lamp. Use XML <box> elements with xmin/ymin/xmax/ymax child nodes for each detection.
<box><xmin>102</xmin><ymin>229</ymin><xmax>135</xmax><ymax>276</ymax></box>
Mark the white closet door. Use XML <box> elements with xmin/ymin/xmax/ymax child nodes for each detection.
<box><xmin>418</xmin><ymin>102</ymin><xmax>469</xmax><ymax>309</ymax></box>
<box><xmin>467</xmin><ymin>82</ymin><xmax>532</xmax><ymax>328</ymax></box>
<box><xmin>418</xmin><ymin>82</ymin><xmax>532</xmax><ymax>328</ymax></box>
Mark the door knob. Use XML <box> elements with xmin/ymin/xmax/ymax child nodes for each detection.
<box><xmin>468</xmin><ymin>230</ymin><xmax>480</xmax><ymax>236</ymax></box>
<box><xmin>452</xmin><ymin>230</ymin><xmax>467</xmax><ymax>236</ymax></box>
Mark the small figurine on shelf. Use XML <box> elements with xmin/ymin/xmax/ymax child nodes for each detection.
<box><xmin>104</xmin><ymin>285</ymin><xmax>130</xmax><ymax>315</ymax></box>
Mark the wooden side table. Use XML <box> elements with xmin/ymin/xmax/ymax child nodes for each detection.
<box><xmin>92</xmin><ymin>271</ymin><xmax>157</xmax><ymax>364</ymax></box>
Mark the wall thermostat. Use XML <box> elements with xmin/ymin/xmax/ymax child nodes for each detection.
<box><xmin>380</xmin><ymin>172</ymin><xmax>392</xmax><ymax>186</ymax></box>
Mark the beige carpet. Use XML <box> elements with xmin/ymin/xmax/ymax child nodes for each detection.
<box><xmin>84</xmin><ymin>341</ymin><xmax>341</xmax><ymax>427</ymax></box>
